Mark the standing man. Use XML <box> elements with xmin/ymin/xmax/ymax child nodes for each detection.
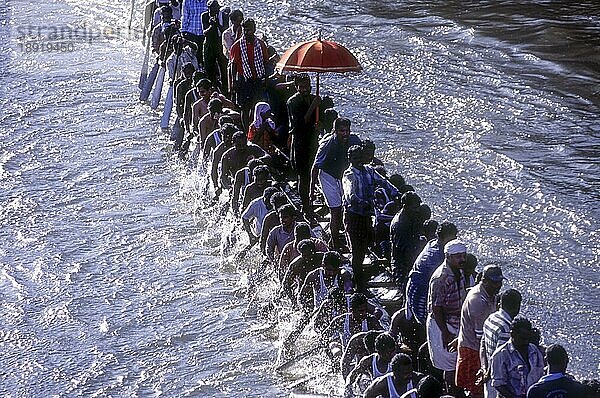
<box><xmin>222</xmin><ymin>9</ymin><xmax>242</xmax><ymax>60</ymax></box>
<box><xmin>390</xmin><ymin>191</ymin><xmax>423</xmax><ymax>288</ymax></box>
<box><xmin>287</xmin><ymin>73</ymin><xmax>320</xmax><ymax>214</ymax></box>
<box><xmin>222</xmin><ymin>9</ymin><xmax>243</xmax><ymax>93</ymax></box>
<box><xmin>311</xmin><ymin>117</ymin><xmax>362</xmax><ymax>249</ymax></box>
<box><xmin>342</xmin><ymin>144</ymin><xmax>398</xmax><ymax>291</ymax></box>
<box><xmin>456</xmin><ymin>265</ymin><xmax>505</xmax><ymax>397</ymax></box>
<box><xmin>229</xmin><ymin>18</ymin><xmax>268</xmax><ymax>129</ymax></box>
<box><xmin>426</xmin><ymin>239</ymin><xmax>468</xmax><ymax>393</ymax></box>
<box><xmin>180</xmin><ymin>0</ymin><xmax>208</xmax><ymax>67</ymax></box>
<box><xmin>490</xmin><ymin>318</ymin><xmax>544</xmax><ymax>398</ymax></box>
<box><xmin>405</xmin><ymin>221</ymin><xmax>458</xmax><ymax>338</ymax></box>
<box><xmin>201</xmin><ymin>0</ymin><xmax>228</xmax><ymax>92</ymax></box>
<box><xmin>480</xmin><ymin>289</ymin><xmax>523</xmax><ymax>398</ymax></box>
<box><xmin>527</xmin><ymin>344</ymin><xmax>585</xmax><ymax>398</ymax></box>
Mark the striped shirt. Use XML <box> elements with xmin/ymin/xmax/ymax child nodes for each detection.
<box><xmin>481</xmin><ymin>308</ymin><xmax>513</xmax><ymax>367</ymax></box>
<box><xmin>181</xmin><ymin>0</ymin><xmax>207</xmax><ymax>36</ymax></box>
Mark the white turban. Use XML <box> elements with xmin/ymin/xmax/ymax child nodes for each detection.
<box><xmin>444</xmin><ymin>239</ymin><xmax>467</xmax><ymax>255</ymax></box>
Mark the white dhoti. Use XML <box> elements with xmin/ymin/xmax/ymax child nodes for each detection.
<box><xmin>426</xmin><ymin>314</ymin><xmax>458</xmax><ymax>372</ymax></box>
<box><xmin>318</xmin><ymin>170</ymin><xmax>342</xmax><ymax>208</ymax></box>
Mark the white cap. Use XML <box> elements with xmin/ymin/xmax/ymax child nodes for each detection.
<box><xmin>444</xmin><ymin>239</ymin><xmax>467</xmax><ymax>255</ymax></box>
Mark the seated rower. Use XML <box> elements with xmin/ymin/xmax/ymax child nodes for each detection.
<box><xmin>313</xmin><ymin>286</ymin><xmax>347</xmax><ymax>333</ymax></box>
<box><xmin>209</xmin><ymin>124</ymin><xmax>237</xmax><ymax>197</ymax></box>
<box><xmin>202</xmin><ymin>114</ymin><xmax>234</xmax><ymax>163</ymax></box>
<box><xmin>259</xmin><ymin>192</ymin><xmax>289</xmax><ymax>254</ymax></box>
<box><xmin>265</xmin><ymin>204</ymin><xmax>297</xmax><ymax>262</ymax></box>
<box><xmin>197</xmin><ymin>98</ymin><xmax>223</xmax><ymax>147</ymax></box>
<box><xmin>345</xmin><ymin>332</ymin><xmax>397</xmax><ymax>393</ymax></box>
<box><xmin>231</xmin><ymin>158</ymin><xmax>263</xmax><ymax>215</ymax></box>
<box><xmin>341</xmin><ymin>330</ymin><xmax>381</xmax><ymax>380</ymax></box>
<box><xmin>172</xmin><ymin>62</ymin><xmax>197</xmax><ymax>149</ymax></box>
<box><xmin>281</xmin><ymin>239</ymin><xmax>324</xmax><ymax>302</ymax></box>
<box><xmin>191</xmin><ymin>78</ymin><xmax>236</xmax><ymax>135</ymax></box>
<box><xmin>363</xmin><ymin>353</ymin><xmax>425</xmax><ymax>398</ymax></box>
<box><xmin>240</xmin><ymin>165</ymin><xmax>271</xmax><ymax>212</ymax></box>
<box><xmin>389</xmin><ymin>306</ymin><xmax>424</xmax><ymax>361</ymax></box>
<box><xmin>241</xmin><ymin>186</ymin><xmax>278</xmax><ymax>247</ymax></box>
<box><xmin>219</xmin><ymin>131</ymin><xmax>266</xmax><ymax>192</ymax></box>
<box><xmin>320</xmin><ymin>293</ymin><xmax>383</xmax><ymax>357</ymax></box>
<box><xmin>278</xmin><ymin>222</ymin><xmax>328</xmax><ymax>282</ymax></box>
<box><xmin>298</xmin><ymin>250</ymin><xmax>352</xmax><ymax>313</ymax></box>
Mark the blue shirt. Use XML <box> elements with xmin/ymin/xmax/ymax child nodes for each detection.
<box><xmin>491</xmin><ymin>341</ymin><xmax>545</xmax><ymax>397</ymax></box>
<box><xmin>405</xmin><ymin>239</ymin><xmax>445</xmax><ymax>324</ymax></box>
<box><xmin>181</xmin><ymin>0</ymin><xmax>207</xmax><ymax>36</ymax></box>
<box><xmin>313</xmin><ymin>133</ymin><xmax>362</xmax><ymax>179</ymax></box>
<box><xmin>342</xmin><ymin>165</ymin><xmax>398</xmax><ymax>217</ymax></box>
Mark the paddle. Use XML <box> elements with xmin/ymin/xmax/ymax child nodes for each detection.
<box><xmin>275</xmin><ymin>344</ymin><xmax>325</xmax><ymax>372</ymax></box>
<box><xmin>140</xmin><ymin>59</ymin><xmax>159</xmax><ymax>101</ymax></box>
<box><xmin>127</xmin><ymin>0</ymin><xmax>135</xmax><ymax>32</ymax></box>
<box><xmin>170</xmin><ymin>117</ymin><xmax>184</xmax><ymax>147</ymax></box>
<box><xmin>160</xmin><ymin>39</ymin><xmax>182</xmax><ymax>128</ymax></box>
<box><xmin>151</xmin><ymin>64</ymin><xmax>166</xmax><ymax>110</ymax></box>
<box><xmin>139</xmin><ymin>30</ymin><xmax>152</xmax><ymax>89</ymax></box>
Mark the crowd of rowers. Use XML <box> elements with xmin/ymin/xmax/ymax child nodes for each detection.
<box><xmin>139</xmin><ymin>1</ymin><xmax>599</xmax><ymax>397</ymax></box>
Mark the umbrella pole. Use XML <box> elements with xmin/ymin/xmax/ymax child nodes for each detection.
<box><xmin>315</xmin><ymin>72</ymin><xmax>320</xmax><ymax>126</ymax></box>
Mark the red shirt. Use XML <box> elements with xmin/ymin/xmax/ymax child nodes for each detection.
<box><xmin>230</xmin><ymin>37</ymin><xmax>268</xmax><ymax>79</ymax></box>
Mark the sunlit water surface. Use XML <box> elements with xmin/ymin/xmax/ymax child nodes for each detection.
<box><xmin>1</xmin><ymin>0</ymin><xmax>598</xmax><ymax>396</ymax></box>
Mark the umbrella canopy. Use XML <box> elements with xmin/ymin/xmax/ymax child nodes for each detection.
<box><xmin>275</xmin><ymin>38</ymin><xmax>362</xmax><ymax>74</ymax></box>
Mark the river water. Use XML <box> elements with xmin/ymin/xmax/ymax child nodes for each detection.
<box><xmin>1</xmin><ymin>0</ymin><xmax>598</xmax><ymax>396</ymax></box>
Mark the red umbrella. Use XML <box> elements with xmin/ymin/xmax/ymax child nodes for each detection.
<box><xmin>275</xmin><ymin>35</ymin><xmax>362</xmax><ymax>97</ymax></box>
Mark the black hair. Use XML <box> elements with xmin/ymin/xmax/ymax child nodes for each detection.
<box><xmin>401</xmin><ymin>191</ymin><xmax>421</xmax><ymax>207</ymax></box>
<box><xmin>262</xmin><ymin>187</ymin><xmax>279</xmax><ymax>210</ymax></box>
<box><xmin>229</xmin><ymin>9</ymin><xmax>243</xmax><ymax>21</ymax></box>
<box><xmin>347</xmin><ymin>144</ymin><xmax>363</xmax><ymax>159</ymax></box>
<box><xmin>221</xmin><ymin>124</ymin><xmax>238</xmax><ymax>141</ymax></box>
<box><xmin>349</xmin><ymin>292</ymin><xmax>367</xmax><ymax>310</ymax></box>
<box><xmin>242</xmin><ymin>18</ymin><xmax>256</xmax><ymax>30</ymax></box>
<box><xmin>232</xmin><ymin>131</ymin><xmax>246</xmax><ymax>141</ymax></box>
<box><xmin>423</xmin><ymin>219</ymin><xmax>439</xmax><ymax>237</ymax></box>
<box><xmin>500</xmin><ymin>289</ymin><xmax>522</xmax><ymax>313</ymax></box>
<box><xmin>362</xmin><ymin>138</ymin><xmax>375</xmax><ymax>150</ymax></box>
<box><xmin>208</xmin><ymin>98</ymin><xmax>223</xmax><ymax>112</ymax></box>
<box><xmin>436</xmin><ymin>221</ymin><xmax>458</xmax><ymax>241</ymax></box>
<box><xmin>417</xmin><ymin>375</ymin><xmax>443</xmax><ymax>398</ymax></box>
<box><xmin>364</xmin><ymin>331</ymin><xmax>381</xmax><ymax>353</ymax></box>
<box><xmin>511</xmin><ymin>317</ymin><xmax>532</xmax><ymax>332</ymax></box>
<box><xmin>389</xmin><ymin>174</ymin><xmax>406</xmax><ymax>189</ymax></box>
<box><xmin>294</xmin><ymin>222</ymin><xmax>311</xmax><ymax>241</ymax></box>
<box><xmin>196</xmin><ymin>78</ymin><xmax>213</xmax><ymax>90</ymax></box>
<box><xmin>333</xmin><ymin>117</ymin><xmax>351</xmax><ymax>131</ymax></box>
<box><xmin>277</xmin><ymin>203</ymin><xmax>295</xmax><ymax>218</ymax></box>
<box><xmin>252</xmin><ymin>164</ymin><xmax>270</xmax><ymax>177</ymax></box>
<box><xmin>322</xmin><ymin>251</ymin><xmax>341</xmax><ymax>268</ymax></box>
<box><xmin>269</xmin><ymin>192</ymin><xmax>288</xmax><ymax>210</ymax></box>
<box><xmin>294</xmin><ymin>73</ymin><xmax>310</xmax><ymax>85</ymax></box>
<box><xmin>297</xmin><ymin>239</ymin><xmax>315</xmax><ymax>253</ymax></box>
<box><xmin>545</xmin><ymin>343</ymin><xmax>568</xmax><ymax>367</ymax></box>
<box><xmin>391</xmin><ymin>353</ymin><xmax>412</xmax><ymax>374</ymax></box>
<box><xmin>374</xmin><ymin>332</ymin><xmax>396</xmax><ymax>353</ymax></box>
<box><xmin>418</xmin><ymin>204</ymin><xmax>431</xmax><ymax>221</ymax></box>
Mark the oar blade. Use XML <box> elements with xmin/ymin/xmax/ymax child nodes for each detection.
<box><xmin>160</xmin><ymin>86</ymin><xmax>174</xmax><ymax>128</ymax></box>
<box><xmin>140</xmin><ymin>62</ymin><xmax>159</xmax><ymax>101</ymax></box>
<box><xmin>150</xmin><ymin>66</ymin><xmax>166</xmax><ymax>109</ymax></box>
